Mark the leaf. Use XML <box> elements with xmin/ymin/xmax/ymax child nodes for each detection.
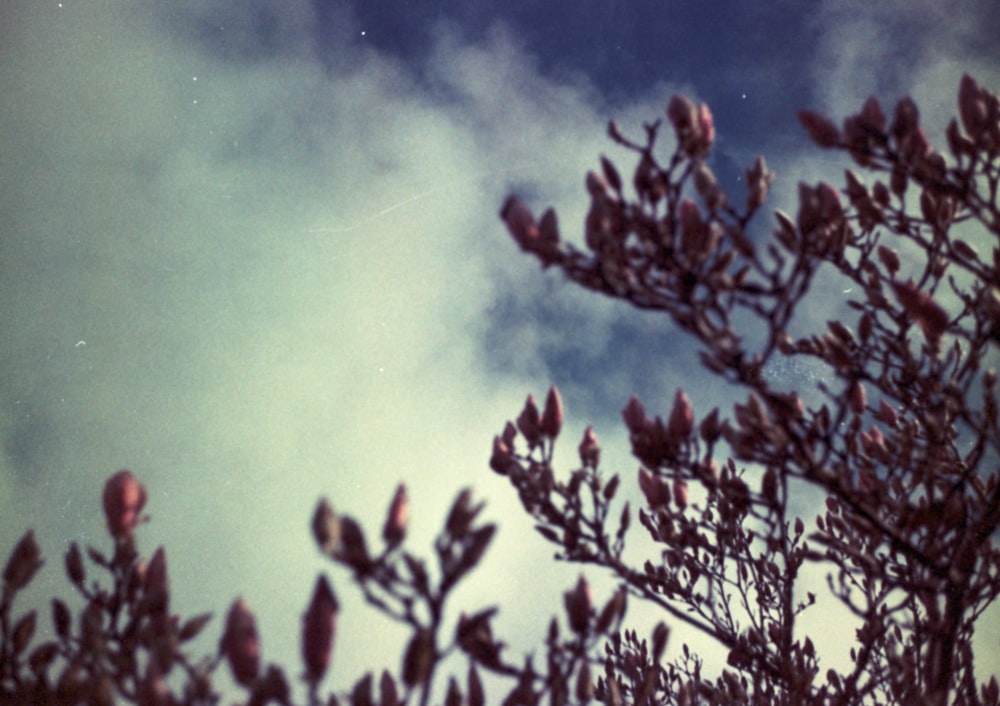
<box><xmin>52</xmin><ymin>599</ymin><xmax>71</xmax><ymax>639</ymax></box>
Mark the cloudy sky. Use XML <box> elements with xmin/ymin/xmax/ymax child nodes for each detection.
<box><xmin>1</xmin><ymin>0</ymin><xmax>998</xmax><ymax>700</ymax></box>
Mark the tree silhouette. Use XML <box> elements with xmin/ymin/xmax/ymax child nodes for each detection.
<box><xmin>3</xmin><ymin>74</ymin><xmax>998</xmax><ymax>706</ymax></box>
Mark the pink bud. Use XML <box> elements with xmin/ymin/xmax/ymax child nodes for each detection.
<box><xmin>848</xmin><ymin>381</ymin><xmax>867</xmax><ymax>416</ymax></box>
<box><xmin>564</xmin><ymin>575</ymin><xmax>592</xmax><ymax>633</ymax></box>
<box><xmin>876</xmin><ymin>400</ymin><xmax>899</xmax><ymax>427</ymax></box>
<box><xmin>540</xmin><ymin>385</ymin><xmax>564</xmax><ymax>439</ymax></box>
<box><xmin>500</xmin><ymin>196</ymin><xmax>539</xmax><ymax>250</ymax></box>
<box><xmin>797</xmin><ymin>110</ymin><xmax>840</xmax><ymax>147</ymax></box>
<box><xmin>578</xmin><ymin>426</ymin><xmax>601</xmax><ymax>468</ymax></box>
<box><xmin>489</xmin><ymin>435</ymin><xmax>514</xmax><ymax>475</ymax></box>
<box><xmin>517</xmin><ymin>394</ymin><xmax>542</xmax><ymax>447</ymax></box>
<box><xmin>302</xmin><ymin>576</ymin><xmax>338</xmax><ymax>683</ymax></box>
<box><xmin>622</xmin><ymin>395</ymin><xmax>647</xmax><ymax>434</ymax></box>
<box><xmin>673</xmin><ymin>479</ymin><xmax>689</xmax><ymax>511</ymax></box>
<box><xmin>667</xmin><ymin>96</ymin><xmax>714</xmax><ymax>157</ymax></box>
<box><xmin>858</xmin><ymin>96</ymin><xmax>886</xmax><ymax>134</ymax></box>
<box><xmin>696</xmin><ymin>103</ymin><xmax>715</xmax><ymax>151</ymax></box>
<box><xmin>103</xmin><ymin>470</ymin><xmax>147</xmax><ymax>540</ymax></box>
<box><xmin>638</xmin><ymin>469</ymin><xmax>671</xmax><ymax>508</ymax></box>
<box><xmin>667</xmin><ymin>95</ymin><xmax>697</xmax><ymax>135</ymax></box>
<box><xmin>666</xmin><ymin>389</ymin><xmax>694</xmax><ymax>440</ymax></box>
<box><xmin>501</xmin><ymin>421</ymin><xmax>517</xmax><ymax>447</ymax></box>
<box><xmin>890</xmin><ymin>280</ymin><xmax>949</xmax><ymax>343</ymax></box>
<box><xmin>221</xmin><ymin>599</ymin><xmax>260</xmax><ymax>687</ymax></box>
<box><xmin>383</xmin><ymin>484</ymin><xmax>409</xmax><ymax>546</ymax></box>
<box><xmin>877</xmin><ymin>246</ymin><xmax>901</xmax><ymax>275</ymax></box>
<box><xmin>958</xmin><ymin>73</ymin><xmax>988</xmax><ymax>139</ymax></box>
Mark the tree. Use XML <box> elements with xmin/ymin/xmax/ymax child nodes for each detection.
<box><xmin>2</xmin><ymin>73</ymin><xmax>999</xmax><ymax>706</ymax></box>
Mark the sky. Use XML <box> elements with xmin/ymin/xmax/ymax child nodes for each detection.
<box><xmin>1</xmin><ymin>0</ymin><xmax>998</xmax><ymax>701</ymax></box>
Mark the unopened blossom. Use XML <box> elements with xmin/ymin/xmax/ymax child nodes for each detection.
<box><xmin>666</xmin><ymin>389</ymin><xmax>694</xmax><ymax>440</ymax></box>
<box><xmin>673</xmin><ymin>479</ymin><xmax>689</xmax><ymax>511</ymax></box>
<box><xmin>102</xmin><ymin>470</ymin><xmax>147</xmax><ymax>539</ymax></box>
<box><xmin>517</xmin><ymin>394</ymin><xmax>542</xmax><ymax>448</ymax></box>
<box><xmin>622</xmin><ymin>395</ymin><xmax>647</xmax><ymax>434</ymax></box>
<box><xmin>383</xmin><ymin>484</ymin><xmax>409</xmax><ymax>546</ymax></box>
<box><xmin>638</xmin><ymin>468</ymin><xmax>671</xmax><ymax>508</ymax></box>
<box><xmin>500</xmin><ymin>196</ymin><xmax>539</xmax><ymax>251</ymax></box>
<box><xmin>564</xmin><ymin>575</ymin><xmax>592</xmax><ymax>633</ymax></box>
<box><xmin>797</xmin><ymin>110</ymin><xmax>840</xmax><ymax>147</ymax></box>
<box><xmin>490</xmin><ymin>435</ymin><xmax>514</xmax><ymax>475</ymax></box>
<box><xmin>578</xmin><ymin>426</ymin><xmax>601</xmax><ymax>468</ymax></box>
<box><xmin>220</xmin><ymin>599</ymin><xmax>260</xmax><ymax>687</ymax></box>
<box><xmin>302</xmin><ymin>575</ymin><xmax>339</xmax><ymax>683</ymax></box>
<box><xmin>849</xmin><ymin>381</ymin><xmax>867</xmax><ymax>415</ymax></box>
<box><xmin>540</xmin><ymin>385</ymin><xmax>564</xmax><ymax>439</ymax></box>
<box><xmin>891</xmin><ymin>280</ymin><xmax>950</xmax><ymax>343</ymax></box>
<box><xmin>668</xmin><ymin>96</ymin><xmax>715</xmax><ymax>157</ymax></box>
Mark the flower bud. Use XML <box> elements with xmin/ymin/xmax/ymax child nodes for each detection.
<box><xmin>500</xmin><ymin>196</ymin><xmax>539</xmax><ymax>251</ymax></box>
<box><xmin>3</xmin><ymin>530</ymin><xmax>43</xmax><ymax>592</ymax></box>
<box><xmin>890</xmin><ymin>280</ymin><xmax>949</xmax><ymax>343</ymax></box>
<box><xmin>383</xmin><ymin>484</ymin><xmax>409</xmax><ymax>546</ymax></box>
<box><xmin>516</xmin><ymin>394</ymin><xmax>542</xmax><ymax>448</ymax></box>
<box><xmin>666</xmin><ymin>389</ymin><xmax>694</xmax><ymax>440</ymax></box>
<box><xmin>877</xmin><ymin>246</ymin><xmax>901</xmax><ymax>275</ymax></box>
<box><xmin>622</xmin><ymin>395</ymin><xmax>647</xmax><ymax>434</ymax></box>
<box><xmin>876</xmin><ymin>400</ymin><xmax>899</xmax><ymax>426</ymax></box>
<box><xmin>102</xmin><ymin>470</ymin><xmax>147</xmax><ymax>540</ymax></box>
<box><xmin>540</xmin><ymin>385</ymin><xmax>564</xmax><ymax>439</ymax></box>
<box><xmin>303</xmin><ymin>576</ymin><xmax>339</xmax><ymax>683</ymax></box>
<box><xmin>848</xmin><ymin>381</ymin><xmax>867</xmax><ymax>415</ymax></box>
<box><xmin>489</xmin><ymin>435</ymin><xmax>514</xmax><ymax>475</ymax></box>
<box><xmin>564</xmin><ymin>575</ymin><xmax>592</xmax><ymax>633</ymax></box>
<box><xmin>578</xmin><ymin>426</ymin><xmax>601</xmax><ymax>468</ymax></box>
<box><xmin>220</xmin><ymin>599</ymin><xmax>260</xmax><ymax>687</ymax></box>
<box><xmin>312</xmin><ymin>499</ymin><xmax>341</xmax><ymax>555</ymax></box>
<box><xmin>673</xmin><ymin>479</ymin><xmax>689</xmax><ymax>511</ymax></box>
<box><xmin>797</xmin><ymin>110</ymin><xmax>840</xmax><ymax>147</ymax></box>
<box><xmin>638</xmin><ymin>469</ymin><xmax>671</xmax><ymax>508</ymax></box>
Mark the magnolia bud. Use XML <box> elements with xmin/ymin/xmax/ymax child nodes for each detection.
<box><xmin>220</xmin><ymin>599</ymin><xmax>260</xmax><ymax>687</ymax></box>
<box><xmin>890</xmin><ymin>280</ymin><xmax>949</xmax><ymax>343</ymax></box>
<box><xmin>516</xmin><ymin>394</ymin><xmax>542</xmax><ymax>448</ymax></box>
<box><xmin>638</xmin><ymin>469</ymin><xmax>671</xmax><ymax>508</ymax></box>
<box><xmin>102</xmin><ymin>470</ymin><xmax>147</xmax><ymax>540</ymax></box>
<box><xmin>489</xmin><ymin>435</ymin><xmax>514</xmax><ymax>475</ymax></box>
<box><xmin>500</xmin><ymin>197</ymin><xmax>539</xmax><ymax>251</ymax></box>
<box><xmin>564</xmin><ymin>575</ymin><xmax>592</xmax><ymax>633</ymax></box>
<box><xmin>848</xmin><ymin>381</ymin><xmax>867</xmax><ymax>415</ymax></box>
<box><xmin>303</xmin><ymin>576</ymin><xmax>339</xmax><ymax>683</ymax></box>
<box><xmin>622</xmin><ymin>395</ymin><xmax>647</xmax><ymax>434</ymax></box>
<box><xmin>540</xmin><ymin>385</ymin><xmax>564</xmax><ymax>439</ymax></box>
<box><xmin>797</xmin><ymin>110</ymin><xmax>840</xmax><ymax>147</ymax></box>
<box><xmin>312</xmin><ymin>499</ymin><xmax>341</xmax><ymax>555</ymax></box>
<box><xmin>383</xmin><ymin>484</ymin><xmax>409</xmax><ymax>546</ymax></box>
<box><xmin>572</xmin><ymin>429</ymin><xmax>597</xmax><ymax>472</ymax></box>
<box><xmin>666</xmin><ymin>389</ymin><xmax>694</xmax><ymax>440</ymax></box>
<box><xmin>673</xmin><ymin>479</ymin><xmax>689</xmax><ymax>511</ymax></box>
